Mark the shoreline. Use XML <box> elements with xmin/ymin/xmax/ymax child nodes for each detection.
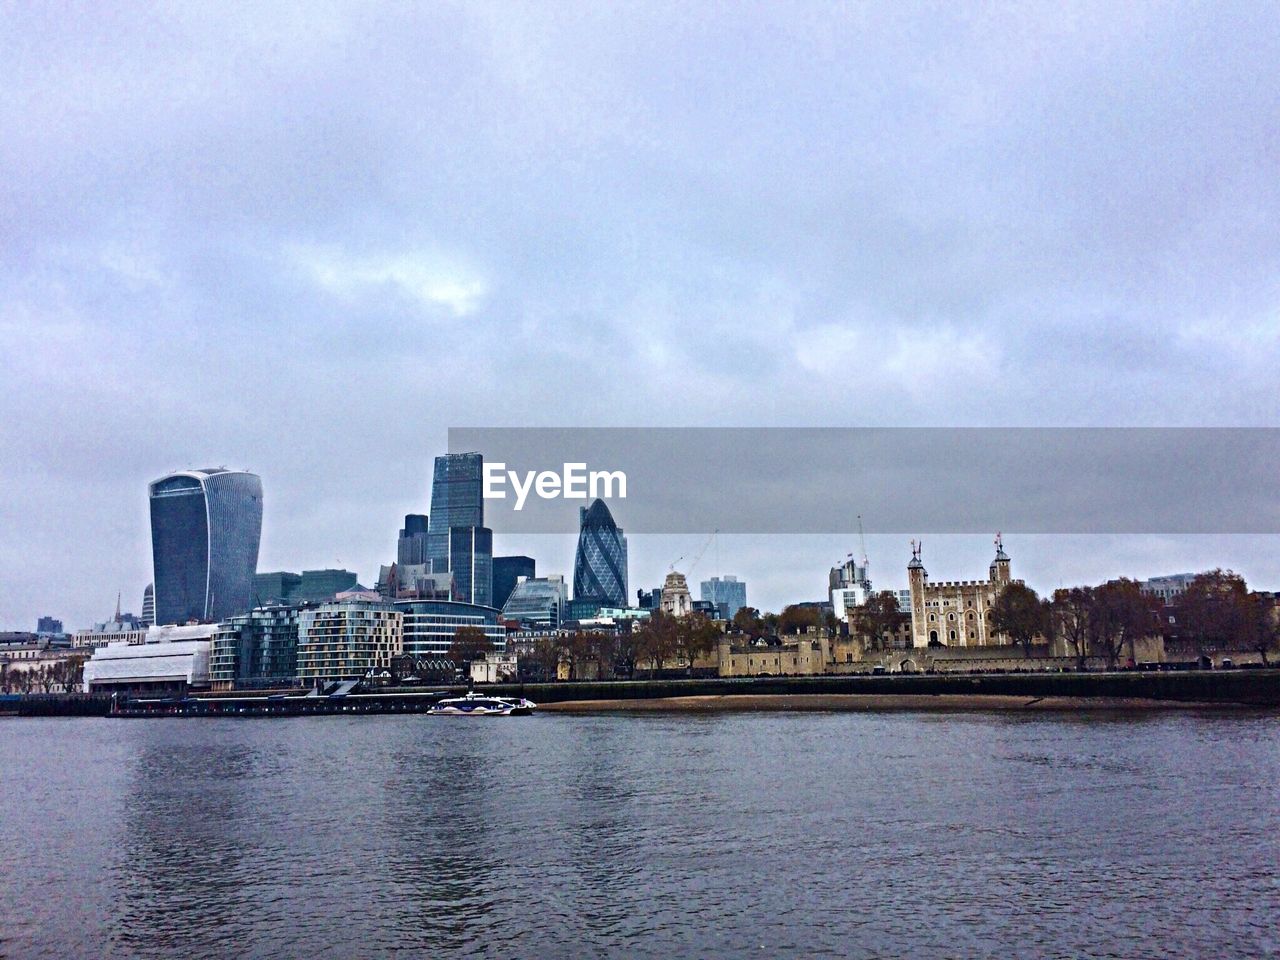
<box><xmin>538</xmin><ymin>693</ymin><xmax>1248</xmax><ymax>713</ymax></box>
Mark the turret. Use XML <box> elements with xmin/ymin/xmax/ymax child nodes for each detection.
<box><xmin>989</xmin><ymin>532</ymin><xmax>1011</xmax><ymax>586</ymax></box>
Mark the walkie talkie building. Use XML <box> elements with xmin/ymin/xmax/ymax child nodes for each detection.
<box><xmin>149</xmin><ymin>468</ymin><xmax>263</xmax><ymax>625</ymax></box>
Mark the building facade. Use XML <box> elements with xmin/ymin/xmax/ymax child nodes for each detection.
<box><xmin>493</xmin><ymin>555</ymin><xmax>536</xmax><ymax>610</ymax></box>
<box><xmin>502</xmin><ymin>575</ymin><xmax>568</xmax><ymax>629</ymax></box>
<box><xmin>149</xmin><ymin>468</ymin><xmax>263</xmax><ymax>625</ymax></box>
<box><xmin>572</xmin><ymin>499</ymin><xmax>628</xmax><ymax>607</ymax></box>
<box><xmin>37</xmin><ymin>617</ymin><xmax>63</xmax><ymax>635</ymax></box>
<box><xmin>210</xmin><ymin>605</ymin><xmax>306</xmax><ymax>690</ymax></box>
<box><xmin>700</xmin><ymin>576</ymin><xmax>747</xmax><ymax>620</ymax></box>
<box><xmin>140</xmin><ymin>583</ymin><xmax>154</xmax><ymax>626</ymax></box>
<box><xmin>907</xmin><ymin>537</ymin><xmax>1015</xmax><ymax>649</ymax></box>
<box><xmin>296</xmin><ymin>599</ymin><xmax>403</xmax><ymax>684</ymax></box>
<box><xmin>395</xmin><ymin>599</ymin><xmax>505</xmax><ymax>657</ymax></box>
<box><xmin>397</xmin><ymin>514</ymin><xmax>429</xmax><ymax>566</ymax></box>
<box><xmin>829</xmin><ymin>557</ymin><xmax>872</xmax><ymax>621</ymax></box>
<box><xmin>660</xmin><ymin>571</ymin><xmax>693</xmax><ymax>617</ymax></box>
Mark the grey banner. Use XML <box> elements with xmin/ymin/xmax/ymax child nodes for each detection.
<box><xmin>449</xmin><ymin>428</ymin><xmax>1280</xmax><ymax>535</ymax></box>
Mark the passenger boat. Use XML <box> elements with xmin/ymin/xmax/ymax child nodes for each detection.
<box><xmin>428</xmin><ymin>692</ymin><xmax>537</xmax><ymax>716</ymax></box>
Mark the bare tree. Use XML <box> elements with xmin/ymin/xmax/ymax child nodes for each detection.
<box><xmin>1052</xmin><ymin>587</ymin><xmax>1094</xmax><ymax>671</ymax></box>
<box><xmin>1091</xmin><ymin>579</ymin><xmax>1156</xmax><ymax>670</ymax></box>
<box><xmin>989</xmin><ymin>582</ymin><xmax>1048</xmax><ymax>657</ymax></box>
<box><xmin>850</xmin><ymin>591</ymin><xmax>901</xmax><ymax>652</ymax></box>
<box><xmin>447</xmin><ymin>626</ymin><xmax>494</xmax><ymax>670</ymax></box>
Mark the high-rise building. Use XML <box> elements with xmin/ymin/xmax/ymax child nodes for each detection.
<box><xmin>700</xmin><ymin>576</ymin><xmax>746</xmax><ymax>620</ymax></box>
<box><xmin>149</xmin><ymin>469</ymin><xmax>263</xmax><ymax>625</ymax></box>
<box><xmin>427</xmin><ymin>453</ymin><xmax>483</xmax><ymax>570</ymax></box>
<box><xmin>572</xmin><ymin>499</ymin><xmax>628</xmax><ymax>607</ymax></box>
<box><xmin>830</xmin><ymin>556</ymin><xmax>872</xmax><ymax>621</ymax></box>
<box><xmin>36</xmin><ymin>617</ymin><xmax>63</xmax><ymax>635</ymax></box>
<box><xmin>398</xmin><ymin>514</ymin><xmax>429</xmax><ymax>566</ymax></box>
<box><xmin>493</xmin><ymin>556</ymin><xmax>536</xmax><ymax>610</ymax></box>
<box><xmin>253</xmin><ymin>569</ymin><xmax>359</xmax><ymax>605</ymax></box>
<box><xmin>426</xmin><ymin>453</ymin><xmax>492</xmax><ymax>606</ymax></box>
<box><xmin>141</xmin><ymin>583</ymin><xmax>154</xmax><ymax>626</ymax></box>
<box><xmin>502</xmin><ymin>575</ymin><xmax>568</xmax><ymax>629</ymax></box>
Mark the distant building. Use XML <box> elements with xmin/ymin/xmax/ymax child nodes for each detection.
<box><xmin>700</xmin><ymin>576</ymin><xmax>746</xmax><ymax>620</ymax></box>
<box><xmin>660</xmin><ymin>571</ymin><xmax>693</xmax><ymax>617</ymax></box>
<box><xmin>382</xmin><ymin>563</ymin><xmax>453</xmax><ymax>601</ymax></box>
<box><xmin>296</xmin><ymin>599</ymin><xmax>403</xmax><ymax>685</ymax></box>
<box><xmin>36</xmin><ymin>617</ymin><xmax>63</xmax><ymax>635</ymax></box>
<box><xmin>502</xmin><ymin>576</ymin><xmax>568</xmax><ymax>629</ymax></box>
<box><xmin>636</xmin><ymin>588</ymin><xmax>662</xmax><ymax>610</ymax></box>
<box><xmin>907</xmin><ymin>536</ymin><xmax>1016</xmax><ymax>648</ymax></box>
<box><xmin>396</xmin><ymin>599</ymin><xmax>506</xmax><ymax>657</ymax></box>
<box><xmin>72</xmin><ymin>620</ymin><xmax>149</xmax><ymax>649</ymax></box>
<box><xmin>424</xmin><ymin>453</ymin><xmax>492</xmax><ymax>605</ymax></box>
<box><xmin>565</xmin><ymin>597</ymin><xmax>603</xmax><ymax>622</ymax></box>
<box><xmin>82</xmin><ymin>638</ymin><xmax>212</xmax><ymax>694</ymax></box>
<box><xmin>829</xmin><ymin>556</ymin><xmax>872</xmax><ymax>621</ymax></box>
<box><xmin>1140</xmin><ymin>573</ymin><xmax>1199</xmax><ymax>603</ymax></box>
<box><xmin>572</xmin><ymin>499</ymin><xmax>628</xmax><ymax>607</ymax></box>
<box><xmin>253</xmin><ymin>569</ymin><xmax>360</xmax><ymax>605</ymax></box>
<box><xmin>397</xmin><ymin>514</ymin><xmax>429</xmax><ymax>566</ymax></box>
<box><xmin>149</xmin><ymin>468</ymin><xmax>262</xmax><ymax>625</ymax></box>
<box><xmin>211</xmin><ymin>605</ymin><xmax>307</xmax><ymax>690</ymax></box>
<box><xmin>493</xmin><ymin>555</ymin><xmax>536</xmax><ymax>610</ymax></box>
<box><xmin>141</xmin><ymin>583</ymin><xmax>154</xmax><ymax>626</ymax></box>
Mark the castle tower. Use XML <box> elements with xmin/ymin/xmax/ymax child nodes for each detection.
<box><xmin>908</xmin><ymin>540</ymin><xmax>928</xmax><ymax>648</ymax></box>
<box><xmin>989</xmin><ymin>533</ymin><xmax>1011</xmax><ymax>587</ymax></box>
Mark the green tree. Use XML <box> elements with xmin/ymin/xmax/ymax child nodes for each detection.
<box><xmin>989</xmin><ymin>582</ymin><xmax>1048</xmax><ymax>657</ymax></box>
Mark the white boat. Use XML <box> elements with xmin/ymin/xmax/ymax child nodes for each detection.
<box><xmin>428</xmin><ymin>692</ymin><xmax>537</xmax><ymax>716</ymax></box>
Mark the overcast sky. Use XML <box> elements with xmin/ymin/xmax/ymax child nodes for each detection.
<box><xmin>3</xmin><ymin>2</ymin><xmax>1279</xmax><ymax>630</ymax></box>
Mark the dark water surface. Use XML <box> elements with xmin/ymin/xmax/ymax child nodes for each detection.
<box><xmin>1</xmin><ymin>711</ymin><xmax>1277</xmax><ymax>959</ymax></box>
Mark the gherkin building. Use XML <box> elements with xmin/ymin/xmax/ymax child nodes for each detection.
<box><xmin>572</xmin><ymin>499</ymin><xmax>628</xmax><ymax>607</ymax></box>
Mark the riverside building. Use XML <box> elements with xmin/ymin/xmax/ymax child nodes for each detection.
<box><xmin>210</xmin><ymin>605</ymin><xmax>307</xmax><ymax>690</ymax></box>
<box><xmin>907</xmin><ymin>536</ymin><xmax>1016</xmax><ymax>648</ymax></box>
<box><xmin>296</xmin><ymin>599</ymin><xmax>402</xmax><ymax>684</ymax></box>
<box><xmin>395</xmin><ymin>600</ymin><xmax>505</xmax><ymax>658</ymax></box>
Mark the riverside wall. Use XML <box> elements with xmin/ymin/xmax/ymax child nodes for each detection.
<box><xmin>3</xmin><ymin>670</ymin><xmax>1279</xmax><ymax>716</ymax></box>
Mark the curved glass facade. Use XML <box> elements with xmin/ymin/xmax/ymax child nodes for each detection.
<box><xmin>573</xmin><ymin>499</ymin><xmax>628</xmax><ymax>607</ymax></box>
<box><xmin>396</xmin><ymin>599</ymin><xmax>505</xmax><ymax>656</ymax></box>
<box><xmin>150</xmin><ymin>469</ymin><xmax>263</xmax><ymax>625</ymax></box>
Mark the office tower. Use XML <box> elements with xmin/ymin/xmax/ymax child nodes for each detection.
<box><xmin>445</xmin><ymin>525</ymin><xmax>493</xmax><ymax>606</ymax></box>
<box><xmin>700</xmin><ymin>575</ymin><xmax>747</xmax><ymax>620</ymax></box>
<box><xmin>141</xmin><ymin>583</ymin><xmax>154</xmax><ymax>626</ymax></box>
<box><xmin>572</xmin><ymin>499</ymin><xmax>628</xmax><ymax>607</ymax></box>
<box><xmin>37</xmin><ymin>617</ymin><xmax>63</xmax><ymax>635</ymax></box>
<box><xmin>502</xmin><ymin>575</ymin><xmax>568</xmax><ymax>629</ymax></box>
<box><xmin>426</xmin><ymin>453</ymin><xmax>491</xmax><ymax>606</ymax></box>
<box><xmin>493</xmin><ymin>555</ymin><xmax>536</xmax><ymax>610</ymax></box>
<box><xmin>149</xmin><ymin>468</ymin><xmax>263</xmax><ymax>625</ymax></box>
<box><xmin>426</xmin><ymin>453</ymin><xmax>483</xmax><ymax>572</ymax></box>
<box><xmin>397</xmin><ymin>514</ymin><xmax>429</xmax><ymax>566</ymax></box>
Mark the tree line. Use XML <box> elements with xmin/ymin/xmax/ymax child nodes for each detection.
<box><xmin>0</xmin><ymin>657</ymin><xmax>87</xmax><ymax>694</ymax></box>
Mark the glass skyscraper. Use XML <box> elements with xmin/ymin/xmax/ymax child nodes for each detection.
<box><xmin>397</xmin><ymin>514</ymin><xmax>429</xmax><ymax>566</ymax></box>
<box><xmin>700</xmin><ymin>575</ymin><xmax>747</xmax><ymax>620</ymax></box>
<box><xmin>149</xmin><ymin>468</ymin><xmax>263</xmax><ymax>625</ymax></box>
<box><xmin>493</xmin><ymin>555</ymin><xmax>535</xmax><ymax>610</ymax></box>
<box><xmin>426</xmin><ymin>453</ymin><xmax>491</xmax><ymax>606</ymax></box>
<box><xmin>573</xmin><ymin>499</ymin><xmax>628</xmax><ymax>607</ymax></box>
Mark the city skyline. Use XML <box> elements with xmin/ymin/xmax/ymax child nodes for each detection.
<box><xmin>5</xmin><ymin>4</ymin><xmax>1280</xmax><ymax>629</ymax></box>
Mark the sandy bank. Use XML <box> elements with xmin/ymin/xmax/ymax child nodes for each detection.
<box><xmin>538</xmin><ymin>693</ymin><xmax>1229</xmax><ymax>713</ymax></box>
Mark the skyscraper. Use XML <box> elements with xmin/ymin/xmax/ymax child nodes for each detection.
<box><xmin>493</xmin><ymin>555</ymin><xmax>536</xmax><ymax>610</ymax></box>
<box><xmin>426</xmin><ymin>453</ymin><xmax>492</xmax><ymax>606</ymax></box>
<box><xmin>149</xmin><ymin>468</ymin><xmax>263</xmax><ymax>625</ymax></box>
<box><xmin>141</xmin><ymin>583</ymin><xmax>155</xmax><ymax>626</ymax></box>
<box><xmin>397</xmin><ymin>514</ymin><xmax>429</xmax><ymax>566</ymax></box>
<box><xmin>700</xmin><ymin>575</ymin><xmax>747</xmax><ymax>620</ymax></box>
<box><xmin>427</xmin><ymin>453</ymin><xmax>483</xmax><ymax>571</ymax></box>
<box><xmin>573</xmin><ymin>499</ymin><xmax>628</xmax><ymax>607</ymax></box>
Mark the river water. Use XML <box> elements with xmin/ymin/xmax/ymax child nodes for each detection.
<box><xmin>1</xmin><ymin>710</ymin><xmax>1277</xmax><ymax>959</ymax></box>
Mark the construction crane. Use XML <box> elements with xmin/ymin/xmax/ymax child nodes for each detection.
<box><xmin>669</xmin><ymin>529</ymin><xmax>718</xmax><ymax>576</ymax></box>
<box><xmin>857</xmin><ymin>514</ymin><xmax>869</xmax><ymax>568</ymax></box>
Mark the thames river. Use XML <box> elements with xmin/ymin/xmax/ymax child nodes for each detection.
<box><xmin>1</xmin><ymin>710</ymin><xmax>1277</xmax><ymax>959</ymax></box>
